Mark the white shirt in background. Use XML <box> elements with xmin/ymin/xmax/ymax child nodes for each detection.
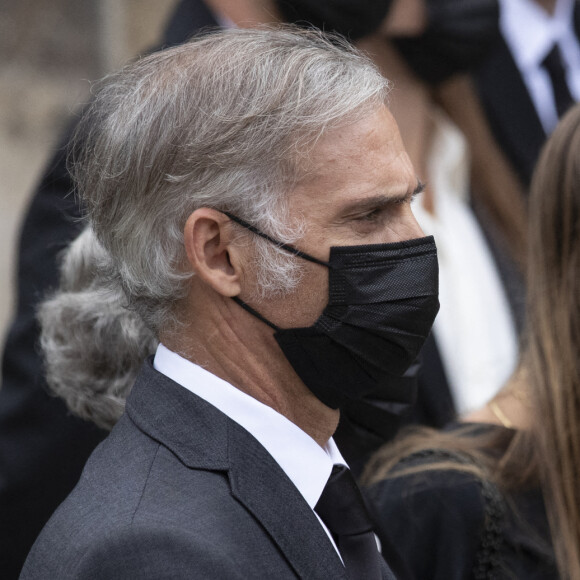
<box><xmin>413</xmin><ymin>115</ymin><xmax>519</xmax><ymax>415</ymax></box>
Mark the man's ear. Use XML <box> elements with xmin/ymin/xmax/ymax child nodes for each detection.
<box><xmin>183</xmin><ymin>208</ymin><xmax>243</xmax><ymax>297</ymax></box>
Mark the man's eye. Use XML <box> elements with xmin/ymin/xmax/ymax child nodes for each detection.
<box><xmin>359</xmin><ymin>208</ymin><xmax>383</xmax><ymax>222</ymax></box>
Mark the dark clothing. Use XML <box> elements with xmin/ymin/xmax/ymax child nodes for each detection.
<box><xmin>162</xmin><ymin>0</ymin><xmax>218</xmax><ymax>48</ymax></box>
<box><xmin>473</xmin><ymin>35</ymin><xmax>549</xmax><ymax>188</ymax></box>
<box><xmin>366</xmin><ymin>426</ymin><xmax>557</xmax><ymax>579</ymax></box>
<box><xmin>473</xmin><ymin>5</ymin><xmax>580</xmax><ymax>187</ymax></box>
<box><xmin>394</xmin><ymin>0</ymin><xmax>500</xmax><ymax>85</ymax></box>
<box><xmin>0</xmin><ymin>129</ymin><xmax>106</xmax><ymax>579</ymax></box>
<box><xmin>277</xmin><ymin>0</ymin><xmax>393</xmax><ymax>40</ymax></box>
<box><xmin>21</xmin><ymin>360</ymin><xmax>396</xmax><ymax>580</ymax></box>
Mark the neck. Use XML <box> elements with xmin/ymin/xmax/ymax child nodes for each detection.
<box><xmin>162</xmin><ymin>295</ymin><xmax>339</xmax><ymax>447</ymax></box>
<box><xmin>463</xmin><ymin>370</ymin><xmax>531</xmax><ymax>430</ymax></box>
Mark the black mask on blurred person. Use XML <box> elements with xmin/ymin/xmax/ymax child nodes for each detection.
<box><xmin>393</xmin><ymin>0</ymin><xmax>500</xmax><ymax>85</ymax></box>
<box><xmin>276</xmin><ymin>0</ymin><xmax>394</xmax><ymax>41</ymax></box>
<box><xmin>224</xmin><ymin>212</ymin><xmax>439</xmax><ymax>410</ymax></box>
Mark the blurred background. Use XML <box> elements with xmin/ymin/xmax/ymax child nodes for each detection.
<box><xmin>0</xmin><ymin>0</ymin><xmax>180</xmax><ymax>351</ymax></box>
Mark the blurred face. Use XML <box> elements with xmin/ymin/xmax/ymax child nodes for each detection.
<box><xmin>244</xmin><ymin>104</ymin><xmax>424</xmax><ymax>328</ymax></box>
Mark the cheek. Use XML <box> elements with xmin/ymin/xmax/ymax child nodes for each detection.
<box><xmin>303</xmin><ymin>267</ymin><xmax>330</xmax><ymax>321</ymax></box>
<box><xmin>268</xmin><ymin>263</ymin><xmax>330</xmax><ymax>329</ymax></box>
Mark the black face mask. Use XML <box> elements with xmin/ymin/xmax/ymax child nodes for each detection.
<box><xmin>333</xmin><ymin>357</ymin><xmax>422</xmax><ymax>471</ymax></box>
<box><xmin>224</xmin><ymin>212</ymin><xmax>439</xmax><ymax>410</ymax></box>
<box><xmin>393</xmin><ymin>0</ymin><xmax>500</xmax><ymax>85</ymax></box>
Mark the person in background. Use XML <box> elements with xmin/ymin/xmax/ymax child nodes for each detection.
<box><xmin>363</xmin><ymin>102</ymin><xmax>580</xmax><ymax>580</ymax></box>
<box><xmin>359</xmin><ymin>0</ymin><xmax>578</xmax><ymax>435</ymax></box>
<box><xmin>475</xmin><ymin>0</ymin><xmax>580</xmax><ymax>188</ymax></box>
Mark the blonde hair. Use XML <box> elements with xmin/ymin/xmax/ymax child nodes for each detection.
<box><xmin>525</xmin><ymin>104</ymin><xmax>580</xmax><ymax>579</ymax></box>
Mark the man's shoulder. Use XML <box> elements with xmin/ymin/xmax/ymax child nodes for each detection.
<box><xmin>21</xmin><ymin>519</ymin><xmax>248</xmax><ymax>580</ymax></box>
<box><xmin>20</xmin><ymin>412</ymin><xmax>281</xmax><ymax>579</ymax></box>
<box><xmin>21</xmin><ymin>363</ymin><xmax>348</xmax><ymax>580</ymax></box>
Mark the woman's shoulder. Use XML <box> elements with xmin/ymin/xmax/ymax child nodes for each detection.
<box><xmin>368</xmin><ymin>448</ymin><xmax>491</xmax><ymax>527</ymax></box>
<box><xmin>366</xmin><ymin>447</ymin><xmax>505</xmax><ymax>580</ymax></box>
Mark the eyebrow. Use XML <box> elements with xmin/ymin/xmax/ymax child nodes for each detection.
<box><xmin>339</xmin><ymin>180</ymin><xmax>426</xmax><ymax>216</ymax></box>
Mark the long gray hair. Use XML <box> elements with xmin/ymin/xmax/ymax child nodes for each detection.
<box><xmin>38</xmin><ymin>227</ymin><xmax>158</xmax><ymax>430</ymax></box>
<box><xmin>71</xmin><ymin>26</ymin><xmax>390</xmax><ymax>335</ymax></box>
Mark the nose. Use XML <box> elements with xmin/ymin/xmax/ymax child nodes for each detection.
<box><xmin>403</xmin><ymin>203</ymin><xmax>425</xmax><ymax>240</ymax></box>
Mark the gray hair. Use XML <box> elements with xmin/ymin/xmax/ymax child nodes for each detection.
<box><xmin>71</xmin><ymin>26</ymin><xmax>390</xmax><ymax>335</ymax></box>
<box><xmin>38</xmin><ymin>227</ymin><xmax>158</xmax><ymax>430</ymax></box>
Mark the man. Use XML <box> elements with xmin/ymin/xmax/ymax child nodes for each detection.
<box><xmin>21</xmin><ymin>28</ymin><xmax>438</xmax><ymax>579</ymax></box>
<box><xmin>0</xmin><ymin>5</ymin><xmax>400</xmax><ymax>575</ymax></box>
<box><xmin>476</xmin><ymin>0</ymin><xmax>580</xmax><ymax>187</ymax></box>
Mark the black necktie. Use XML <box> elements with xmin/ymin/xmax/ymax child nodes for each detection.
<box><xmin>315</xmin><ymin>465</ymin><xmax>383</xmax><ymax>580</ymax></box>
<box><xmin>542</xmin><ymin>44</ymin><xmax>575</xmax><ymax>118</ymax></box>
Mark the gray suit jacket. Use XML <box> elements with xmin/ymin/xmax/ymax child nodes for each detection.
<box><xmin>20</xmin><ymin>359</ymin><xmax>395</xmax><ymax>579</ymax></box>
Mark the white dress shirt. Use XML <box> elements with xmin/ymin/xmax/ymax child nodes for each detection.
<box><xmin>500</xmin><ymin>0</ymin><xmax>580</xmax><ymax>133</ymax></box>
<box><xmin>414</xmin><ymin>115</ymin><xmax>519</xmax><ymax>415</ymax></box>
<box><xmin>153</xmin><ymin>343</ymin><xmax>347</xmax><ymax>556</ymax></box>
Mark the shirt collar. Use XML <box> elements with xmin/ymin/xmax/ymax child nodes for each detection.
<box><xmin>500</xmin><ymin>0</ymin><xmax>575</xmax><ymax>69</ymax></box>
<box><xmin>153</xmin><ymin>343</ymin><xmax>346</xmax><ymax>509</ymax></box>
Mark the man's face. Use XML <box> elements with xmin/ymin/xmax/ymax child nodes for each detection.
<box><xmin>246</xmin><ymin>104</ymin><xmax>423</xmax><ymax>328</ymax></box>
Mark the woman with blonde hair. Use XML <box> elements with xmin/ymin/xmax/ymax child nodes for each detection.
<box><xmin>363</xmin><ymin>103</ymin><xmax>580</xmax><ymax>579</ymax></box>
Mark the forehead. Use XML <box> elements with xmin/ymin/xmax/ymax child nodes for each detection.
<box><xmin>289</xmin><ymin>105</ymin><xmax>416</xmax><ymax>215</ymax></box>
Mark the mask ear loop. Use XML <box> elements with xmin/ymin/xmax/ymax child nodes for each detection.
<box><xmin>232</xmin><ymin>296</ymin><xmax>280</xmax><ymax>331</ymax></box>
<box><xmin>222</xmin><ymin>210</ymin><xmax>332</xmax><ymax>331</ymax></box>
<box><xmin>222</xmin><ymin>211</ymin><xmax>331</xmax><ymax>268</ymax></box>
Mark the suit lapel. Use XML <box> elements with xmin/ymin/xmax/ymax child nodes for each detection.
<box><xmin>126</xmin><ymin>360</ymin><xmax>231</xmax><ymax>470</ymax></box>
<box><xmin>474</xmin><ymin>36</ymin><xmax>546</xmax><ymax>186</ymax></box>
<box><xmin>128</xmin><ymin>361</ymin><xmax>347</xmax><ymax>578</ymax></box>
<box><xmin>228</xmin><ymin>422</ymin><xmax>397</xmax><ymax>580</ymax></box>
<box><xmin>127</xmin><ymin>361</ymin><xmax>394</xmax><ymax>579</ymax></box>
<box><xmin>227</xmin><ymin>421</ymin><xmax>349</xmax><ymax>580</ymax></box>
